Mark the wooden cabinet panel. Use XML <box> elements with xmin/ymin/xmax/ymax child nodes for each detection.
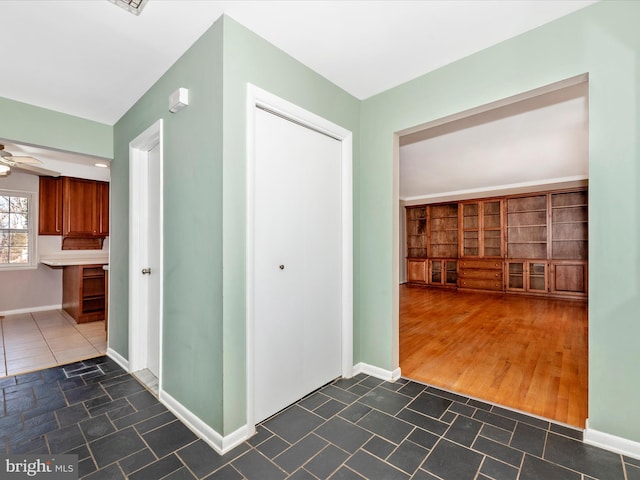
<box><xmin>550</xmin><ymin>261</ymin><xmax>587</xmax><ymax>297</ymax></box>
<box><xmin>38</xmin><ymin>176</ymin><xmax>63</xmax><ymax>235</ymax></box>
<box><xmin>407</xmin><ymin>259</ymin><xmax>427</xmax><ymax>284</ymax></box>
<box><xmin>97</xmin><ymin>181</ymin><xmax>109</xmax><ymax>236</ymax></box>
<box><xmin>63</xmin><ymin>177</ymin><xmax>97</xmax><ymax>236</ymax></box>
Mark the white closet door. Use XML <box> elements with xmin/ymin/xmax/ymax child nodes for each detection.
<box><xmin>254</xmin><ymin>108</ymin><xmax>342</xmax><ymax>423</ymax></box>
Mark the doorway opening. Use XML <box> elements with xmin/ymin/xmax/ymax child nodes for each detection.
<box><xmin>396</xmin><ymin>75</ymin><xmax>589</xmax><ymax>427</ymax></box>
<box><xmin>129</xmin><ymin>120</ymin><xmax>163</xmax><ymax>394</ymax></box>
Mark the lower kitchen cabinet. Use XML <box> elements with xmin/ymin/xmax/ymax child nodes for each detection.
<box><xmin>63</xmin><ymin>264</ymin><xmax>106</xmax><ymax>323</ymax></box>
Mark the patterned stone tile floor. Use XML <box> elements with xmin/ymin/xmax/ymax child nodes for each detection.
<box><xmin>1</xmin><ymin>355</ymin><xmax>639</xmax><ymax>479</ymax></box>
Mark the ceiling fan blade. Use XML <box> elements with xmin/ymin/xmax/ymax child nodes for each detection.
<box><xmin>11</xmin><ymin>163</ymin><xmax>61</xmax><ymax>177</ymax></box>
<box><xmin>11</xmin><ymin>155</ymin><xmax>43</xmax><ymax>165</ymax></box>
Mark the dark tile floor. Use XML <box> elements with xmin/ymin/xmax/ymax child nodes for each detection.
<box><xmin>2</xmin><ymin>356</ymin><xmax>639</xmax><ymax>479</ymax></box>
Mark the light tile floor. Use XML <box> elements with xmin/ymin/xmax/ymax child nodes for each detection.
<box><xmin>0</xmin><ymin>309</ymin><xmax>106</xmax><ymax>377</ymax></box>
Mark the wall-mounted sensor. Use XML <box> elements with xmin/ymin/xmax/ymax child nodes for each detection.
<box><xmin>169</xmin><ymin>88</ymin><xmax>189</xmax><ymax>113</ymax></box>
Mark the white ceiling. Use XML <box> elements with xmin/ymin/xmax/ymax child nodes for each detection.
<box><xmin>1</xmin><ymin>0</ymin><xmax>597</xmax><ymax>126</ymax></box>
<box><xmin>400</xmin><ymin>82</ymin><xmax>589</xmax><ymax>202</ymax></box>
<box><xmin>0</xmin><ymin>0</ymin><xmax>596</xmax><ymax>184</ymax></box>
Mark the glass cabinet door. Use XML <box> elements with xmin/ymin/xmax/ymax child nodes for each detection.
<box><xmin>528</xmin><ymin>262</ymin><xmax>547</xmax><ymax>292</ymax></box>
<box><xmin>482</xmin><ymin>201</ymin><xmax>502</xmax><ymax>257</ymax></box>
<box><xmin>462</xmin><ymin>203</ymin><xmax>479</xmax><ymax>256</ymax></box>
<box><xmin>430</xmin><ymin>260</ymin><xmax>442</xmax><ymax>284</ymax></box>
<box><xmin>507</xmin><ymin>262</ymin><xmax>525</xmax><ymax>290</ymax></box>
<box><xmin>445</xmin><ymin>261</ymin><xmax>457</xmax><ymax>286</ymax></box>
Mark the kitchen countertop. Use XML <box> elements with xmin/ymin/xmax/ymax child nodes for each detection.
<box><xmin>40</xmin><ymin>254</ymin><xmax>109</xmax><ymax>267</ymax></box>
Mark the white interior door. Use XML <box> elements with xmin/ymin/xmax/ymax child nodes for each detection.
<box><xmin>146</xmin><ymin>144</ymin><xmax>161</xmax><ymax>378</ymax></box>
<box><xmin>129</xmin><ymin>120</ymin><xmax>163</xmax><ymax>385</ymax></box>
<box><xmin>254</xmin><ymin>107</ymin><xmax>343</xmax><ymax>423</ymax></box>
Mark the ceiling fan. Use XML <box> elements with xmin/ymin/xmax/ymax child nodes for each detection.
<box><xmin>0</xmin><ymin>144</ymin><xmax>60</xmax><ymax>177</ymax></box>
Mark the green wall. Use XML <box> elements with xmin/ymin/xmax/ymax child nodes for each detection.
<box><xmin>359</xmin><ymin>0</ymin><xmax>640</xmax><ymax>442</ymax></box>
<box><xmin>0</xmin><ymin>97</ymin><xmax>112</xmax><ymax>158</ymax></box>
<box><xmin>111</xmin><ymin>16</ymin><xmax>360</xmax><ymax>436</ymax></box>
<box><xmin>112</xmin><ymin>20</ymin><xmax>225</xmax><ymax>430</ymax></box>
<box><xmin>220</xmin><ymin>16</ymin><xmax>360</xmax><ymax>435</ymax></box>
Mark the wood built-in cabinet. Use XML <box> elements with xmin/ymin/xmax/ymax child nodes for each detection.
<box><xmin>460</xmin><ymin>199</ymin><xmax>503</xmax><ymax>258</ymax></box>
<box><xmin>405</xmin><ymin>187</ymin><xmax>587</xmax><ymax>300</ymax></box>
<box><xmin>62</xmin><ymin>264</ymin><xmax>106</xmax><ymax>323</ymax></box>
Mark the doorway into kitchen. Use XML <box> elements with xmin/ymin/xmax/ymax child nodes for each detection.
<box><xmin>0</xmin><ymin>140</ymin><xmax>111</xmax><ymax>378</ymax></box>
<box><xmin>397</xmin><ymin>76</ymin><xmax>589</xmax><ymax>427</ymax></box>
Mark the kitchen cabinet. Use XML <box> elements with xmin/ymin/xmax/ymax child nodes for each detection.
<box><xmin>38</xmin><ymin>176</ymin><xmax>109</xmax><ymax>245</ymax></box>
<box><xmin>38</xmin><ymin>176</ymin><xmax>63</xmax><ymax>235</ymax></box>
<box><xmin>62</xmin><ymin>264</ymin><xmax>106</xmax><ymax>323</ymax></box>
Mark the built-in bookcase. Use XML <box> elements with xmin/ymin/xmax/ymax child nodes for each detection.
<box><xmin>551</xmin><ymin>191</ymin><xmax>588</xmax><ymax>260</ymax></box>
<box><xmin>406</xmin><ymin>206</ymin><xmax>427</xmax><ymax>258</ymax></box>
<box><xmin>506</xmin><ymin>194</ymin><xmax>548</xmax><ymax>259</ymax></box>
<box><xmin>428</xmin><ymin>204</ymin><xmax>458</xmax><ymax>258</ymax></box>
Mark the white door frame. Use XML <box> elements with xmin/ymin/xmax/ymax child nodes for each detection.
<box><xmin>129</xmin><ymin>119</ymin><xmax>164</xmax><ymax>386</ymax></box>
<box><xmin>246</xmin><ymin>84</ymin><xmax>353</xmax><ymax>430</ymax></box>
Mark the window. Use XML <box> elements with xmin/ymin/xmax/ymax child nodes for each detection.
<box><xmin>0</xmin><ymin>191</ymin><xmax>36</xmax><ymax>268</ymax></box>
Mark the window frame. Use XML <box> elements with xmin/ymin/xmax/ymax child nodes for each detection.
<box><xmin>0</xmin><ymin>188</ymin><xmax>38</xmax><ymax>270</ymax></box>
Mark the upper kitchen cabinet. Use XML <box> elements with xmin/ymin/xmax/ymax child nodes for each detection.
<box><xmin>63</xmin><ymin>177</ymin><xmax>97</xmax><ymax>237</ymax></box>
<box><xmin>38</xmin><ymin>176</ymin><xmax>63</xmax><ymax>235</ymax></box>
<box><xmin>39</xmin><ymin>176</ymin><xmax>109</xmax><ymax>246</ymax></box>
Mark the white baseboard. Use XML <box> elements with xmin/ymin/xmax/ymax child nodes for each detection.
<box><xmin>584</xmin><ymin>420</ymin><xmax>640</xmax><ymax>460</ymax></box>
<box><xmin>107</xmin><ymin>348</ymin><xmax>129</xmax><ymax>371</ymax></box>
<box><xmin>0</xmin><ymin>304</ymin><xmax>62</xmax><ymax>316</ymax></box>
<box><xmin>159</xmin><ymin>389</ymin><xmax>251</xmax><ymax>455</ymax></box>
<box><xmin>353</xmin><ymin>362</ymin><xmax>402</xmax><ymax>382</ymax></box>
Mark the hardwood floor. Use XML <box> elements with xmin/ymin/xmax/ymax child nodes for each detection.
<box><xmin>399</xmin><ymin>285</ymin><xmax>588</xmax><ymax>427</ymax></box>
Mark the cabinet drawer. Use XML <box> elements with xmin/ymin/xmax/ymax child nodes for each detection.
<box><xmin>459</xmin><ymin>278</ymin><xmax>503</xmax><ymax>291</ymax></box>
<box><xmin>459</xmin><ymin>269</ymin><xmax>503</xmax><ymax>281</ymax></box>
<box><xmin>459</xmin><ymin>260</ymin><xmax>503</xmax><ymax>270</ymax></box>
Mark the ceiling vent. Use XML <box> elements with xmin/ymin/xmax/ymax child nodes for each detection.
<box><xmin>108</xmin><ymin>0</ymin><xmax>149</xmax><ymax>16</ymax></box>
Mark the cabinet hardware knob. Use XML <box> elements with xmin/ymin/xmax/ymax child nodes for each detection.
<box><xmin>279</xmin><ymin>265</ymin><xmax>285</xmax><ymax>270</ymax></box>
<box><xmin>141</xmin><ymin>268</ymin><xmax>151</xmax><ymax>275</ymax></box>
